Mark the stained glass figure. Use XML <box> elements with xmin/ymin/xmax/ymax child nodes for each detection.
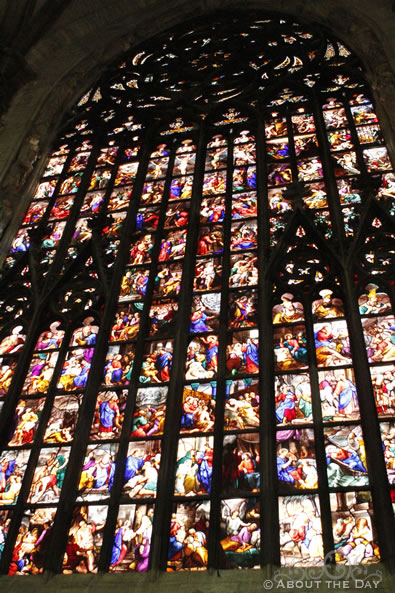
<box><xmin>146</xmin><ymin>159</ymin><xmax>169</xmax><ymax>180</ymax></box>
<box><xmin>0</xmin><ymin>358</ymin><xmax>17</xmax><ymax>397</ymax></box>
<box><xmin>265</xmin><ymin>117</ymin><xmax>287</xmax><ymax>138</ymax></box>
<box><xmin>318</xmin><ymin>369</ymin><xmax>359</xmax><ymax>420</ymax></box>
<box><xmin>194</xmin><ymin>258</ymin><xmax>222</xmax><ymax>291</ymax></box>
<box><xmin>359</xmin><ymin>284</ymin><xmax>392</xmax><ymax>315</ymax></box>
<box><xmin>266</xmin><ymin>139</ymin><xmax>290</xmax><ymax>160</ymax></box>
<box><xmin>332</xmin><ymin>151</ymin><xmax>360</xmax><ymax>177</ymax></box>
<box><xmin>380</xmin><ymin>422</ymin><xmax>395</xmax><ymax>485</ymax></box>
<box><xmin>222</xmin><ymin>433</ymin><xmax>260</xmax><ymax>494</ymax></box>
<box><xmin>363</xmin><ymin>148</ymin><xmax>392</xmax><ymax>172</ymax></box>
<box><xmin>43</xmin><ymin>156</ymin><xmax>67</xmax><ymax>177</ymax></box>
<box><xmin>8</xmin><ymin>398</ymin><xmax>45</xmax><ymax>446</ymax></box>
<box><xmin>158</xmin><ymin>230</ymin><xmax>187</xmax><ymax>261</ymax></box>
<box><xmin>362</xmin><ymin>315</ymin><xmax>395</xmax><ymax>362</ymax></box>
<box><xmin>169</xmin><ymin>176</ymin><xmax>193</xmax><ymax>201</ymax></box>
<box><xmin>63</xmin><ymin>505</ymin><xmax>107</xmax><ymax>573</ymax></box>
<box><xmin>336</xmin><ymin>178</ymin><xmax>362</xmax><ymax>205</ymax></box>
<box><xmin>297</xmin><ymin>157</ymin><xmax>323</xmax><ymax>181</ymax></box>
<box><xmin>71</xmin><ymin>218</ymin><xmax>92</xmax><ymax>246</ymax></box>
<box><xmin>350</xmin><ymin>104</ymin><xmax>378</xmax><ymax>125</ymax></box>
<box><xmin>154</xmin><ymin>264</ymin><xmax>183</xmax><ymax>297</ymax></box>
<box><xmin>197</xmin><ymin>226</ymin><xmax>223</xmax><ymax>256</ymax></box>
<box><xmin>97</xmin><ymin>145</ymin><xmax>118</xmax><ymax>166</ymax></box>
<box><xmin>220</xmin><ymin>499</ymin><xmax>260</xmax><ymax>569</ymax></box>
<box><xmin>180</xmin><ymin>383</ymin><xmax>216</xmax><ymax>433</ymax></box>
<box><xmin>103</xmin><ymin>343</ymin><xmax>135</xmax><ymax>386</ymax></box>
<box><xmin>167</xmin><ymin>502</ymin><xmax>210</xmax><ymax>570</ymax></box>
<box><xmin>0</xmin><ymin>327</ymin><xmax>26</xmax><ymax>354</ymax></box>
<box><xmin>164</xmin><ymin>202</ymin><xmax>189</xmax><ymax>229</ymax></box>
<box><xmin>122</xmin><ymin>441</ymin><xmax>161</xmax><ymax>498</ymax></box>
<box><xmin>110</xmin><ymin>504</ymin><xmax>154</xmax><ymax>572</ymax></box>
<box><xmin>202</xmin><ymin>172</ymin><xmax>227</xmax><ymax>195</ymax></box>
<box><xmin>233</xmin><ymin>143</ymin><xmax>256</xmax><ymax>167</ymax></box>
<box><xmin>275</xmin><ymin>374</ymin><xmax>312</xmax><ymax>424</ymax></box>
<box><xmin>28</xmin><ymin>447</ymin><xmax>70</xmax><ymax>503</ymax></box>
<box><xmin>314</xmin><ymin>321</ymin><xmax>352</xmax><ymax>367</ymax></box>
<box><xmin>0</xmin><ymin>450</ymin><xmax>30</xmax><ymax>505</ymax></box>
<box><xmin>119</xmin><ymin>268</ymin><xmax>150</xmax><ymax>300</ymax></box>
<box><xmin>148</xmin><ymin>299</ymin><xmax>178</xmax><ymax>336</ymax></box>
<box><xmin>9</xmin><ymin>507</ymin><xmax>56</xmax><ymax>574</ymax></box>
<box><xmin>185</xmin><ymin>336</ymin><xmax>218</xmax><ymax>380</ymax></box>
<box><xmin>323</xmin><ymin>108</ymin><xmax>347</xmax><ymax>129</ymax></box>
<box><xmin>292</xmin><ymin>113</ymin><xmax>316</xmax><ymax>134</ymax></box>
<box><xmin>44</xmin><ymin>395</ymin><xmax>81</xmax><ymax>443</ymax></box>
<box><xmin>0</xmin><ymin>510</ymin><xmax>11</xmax><ymax>559</ymax></box>
<box><xmin>233</xmin><ymin>167</ymin><xmax>256</xmax><ymax>191</ymax></box>
<box><xmin>41</xmin><ymin>222</ymin><xmax>67</xmax><ymax>250</ymax></box>
<box><xmin>356</xmin><ymin>124</ymin><xmax>383</xmax><ymax>145</ymax></box>
<box><xmin>23</xmin><ymin>201</ymin><xmax>48</xmax><ymax>225</ymax></box>
<box><xmin>88</xmin><ymin>168</ymin><xmax>112</xmax><ymax>190</ymax></box>
<box><xmin>174</xmin><ymin>437</ymin><xmax>214</xmax><ymax>496</ymax></box>
<box><xmin>230</xmin><ymin>221</ymin><xmax>257</xmax><ymax>251</ymax></box>
<box><xmin>140</xmin><ymin>340</ymin><xmax>173</xmax><ymax>384</ymax></box>
<box><xmin>279</xmin><ymin>495</ymin><xmax>323</xmax><ymax>566</ymax></box>
<box><xmin>79</xmin><ymin>191</ymin><xmax>105</xmax><ymax>218</ymax></box>
<box><xmin>273</xmin><ymin>325</ymin><xmax>308</xmax><ymax>371</ymax></box>
<box><xmin>229</xmin><ymin>291</ymin><xmax>257</xmax><ymax>328</ymax></box>
<box><xmin>330</xmin><ymin>492</ymin><xmax>380</xmax><ymax>565</ymax></box>
<box><xmin>176</xmin><ymin>139</ymin><xmax>197</xmax><ymax>154</ymax></box>
<box><xmin>114</xmin><ymin>163</ymin><xmax>139</xmax><ymax>186</ymax></box>
<box><xmin>276</xmin><ymin>429</ymin><xmax>317</xmax><ymax>490</ymax></box>
<box><xmin>312</xmin><ymin>289</ymin><xmax>344</xmax><ymax>319</ymax></box>
<box><xmin>109</xmin><ymin>186</ymin><xmax>134</xmax><ymax>211</ymax></box>
<box><xmin>48</xmin><ymin>195</ymin><xmax>74</xmax><ymax>220</ymax></box>
<box><xmin>111</xmin><ymin>304</ymin><xmax>141</xmax><ymax>341</ymax></box>
<box><xmin>77</xmin><ymin>444</ymin><xmax>118</xmax><ymax>501</ymax></box>
<box><xmin>173</xmin><ymin>153</ymin><xmax>196</xmax><ymax>176</ymax></box>
<box><xmin>268</xmin><ymin>188</ymin><xmax>292</xmax><ymax>212</ymax></box>
<box><xmin>231</xmin><ymin>191</ymin><xmax>257</xmax><ymax>219</ymax></box>
<box><xmin>90</xmin><ymin>390</ymin><xmax>127</xmax><ymax>440</ymax></box>
<box><xmin>128</xmin><ymin>235</ymin><xmax>154</xmax><ymax>265</ymax></box>
<box><xmin>200</xmin><ymin>197</ymin><xmax>225</xmax><ymax>223</ymax></box>
<box><xmin>294</xmin><ymin>134</ymin><xmax>319</xmax><ymax>157</ymax></box>
<box><xmin>272</xmin><ymin>293</ymin><xmax>304</xmax><ymax>324</ymax></box>
<box><xmin>370</xmin><ymin>365</ymin><xmax>395</xmax><ymax>416</ymax></box>
<box><xmin>267</xmin><ymin>162</ymin><xmax>293</xmax><ymax>186</ymax></box>
<box><xmin>131</xmin><ymin>387</ymin><xmax>167</xmax><ymax>438</ymax></box>
<box><xmin>190</xmin><ymin>294</ymin><xmax>220</xmax><ymax>333</ymax></box>
<box><xmin>224</xmin><ymin>379</ymin><xmax>259</xmax><ymax>430</ymax></box>
<box><xmin>229</xmin><ymin>253</ymin><xmax>258</xmax><ymax>287</ymax></box>
<box><xmin>226</xmin><ymin>330</ymin><xmax>259</xmax><ymax>376</ymax></box>
<box><xmin>325</xmin><ymin>425</ymin><xmax>368</xmax><ymax>487</ymax></box>
<box><xmin>23</xmin><ymin>352</ymin><xmax>58</xmax><ymax>395</ymax></box>
<box><xmin>205</xmin><ymin>147</ymin><xmax>228</xmax><ymax>172</ymax></box>
<box><xmin>327</xmin><ymin>129</ymin><xmax>353</xmax><ymax>151</ymax></box>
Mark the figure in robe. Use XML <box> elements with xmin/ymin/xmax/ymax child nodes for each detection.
<box><xmin>98</xmin><ymin>395</ymin><xmax>121</xmax><ymax>435</ymax></box>
<box><xmin>242</xmin><ymin>339</ymin><xmax>259</xmax><ymax>373</ymax></box>
<box><xmin>154</xmin><ymin>347</ymin><xmax>172</xmax><ymax>382</ymax></box>
<box><xmin>190</xmin><ymin>308</ymin><xmax>214</xmax><ymax>333</ymax></box>
<box><xmin>196</xmin><ymin>444</ymin><xmax>213</xmax><ymax>493</ymax></box>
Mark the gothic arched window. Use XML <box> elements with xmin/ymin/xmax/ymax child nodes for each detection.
<box><xmin>0</xmin><ymin>13</ymin><xmax>394</xmax><ymax>576</ymax></box>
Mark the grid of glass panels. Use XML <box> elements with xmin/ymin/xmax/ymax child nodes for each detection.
<box><xmin>0</xmin><ymin>13</ymin><xmax>394</xmax><ymax>576</ymax></box>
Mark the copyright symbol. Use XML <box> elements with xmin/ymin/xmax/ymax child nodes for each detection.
<box><xmin>263</xmin><ymin>580</ymin><xmax>273</xmax><ymax>590</ymax></box>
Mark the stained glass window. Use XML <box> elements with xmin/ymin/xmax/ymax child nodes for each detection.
<box><xmin>0</xmin><ymin>13</ymin><xmax>394</xmax><ymax>576</ymax></box>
